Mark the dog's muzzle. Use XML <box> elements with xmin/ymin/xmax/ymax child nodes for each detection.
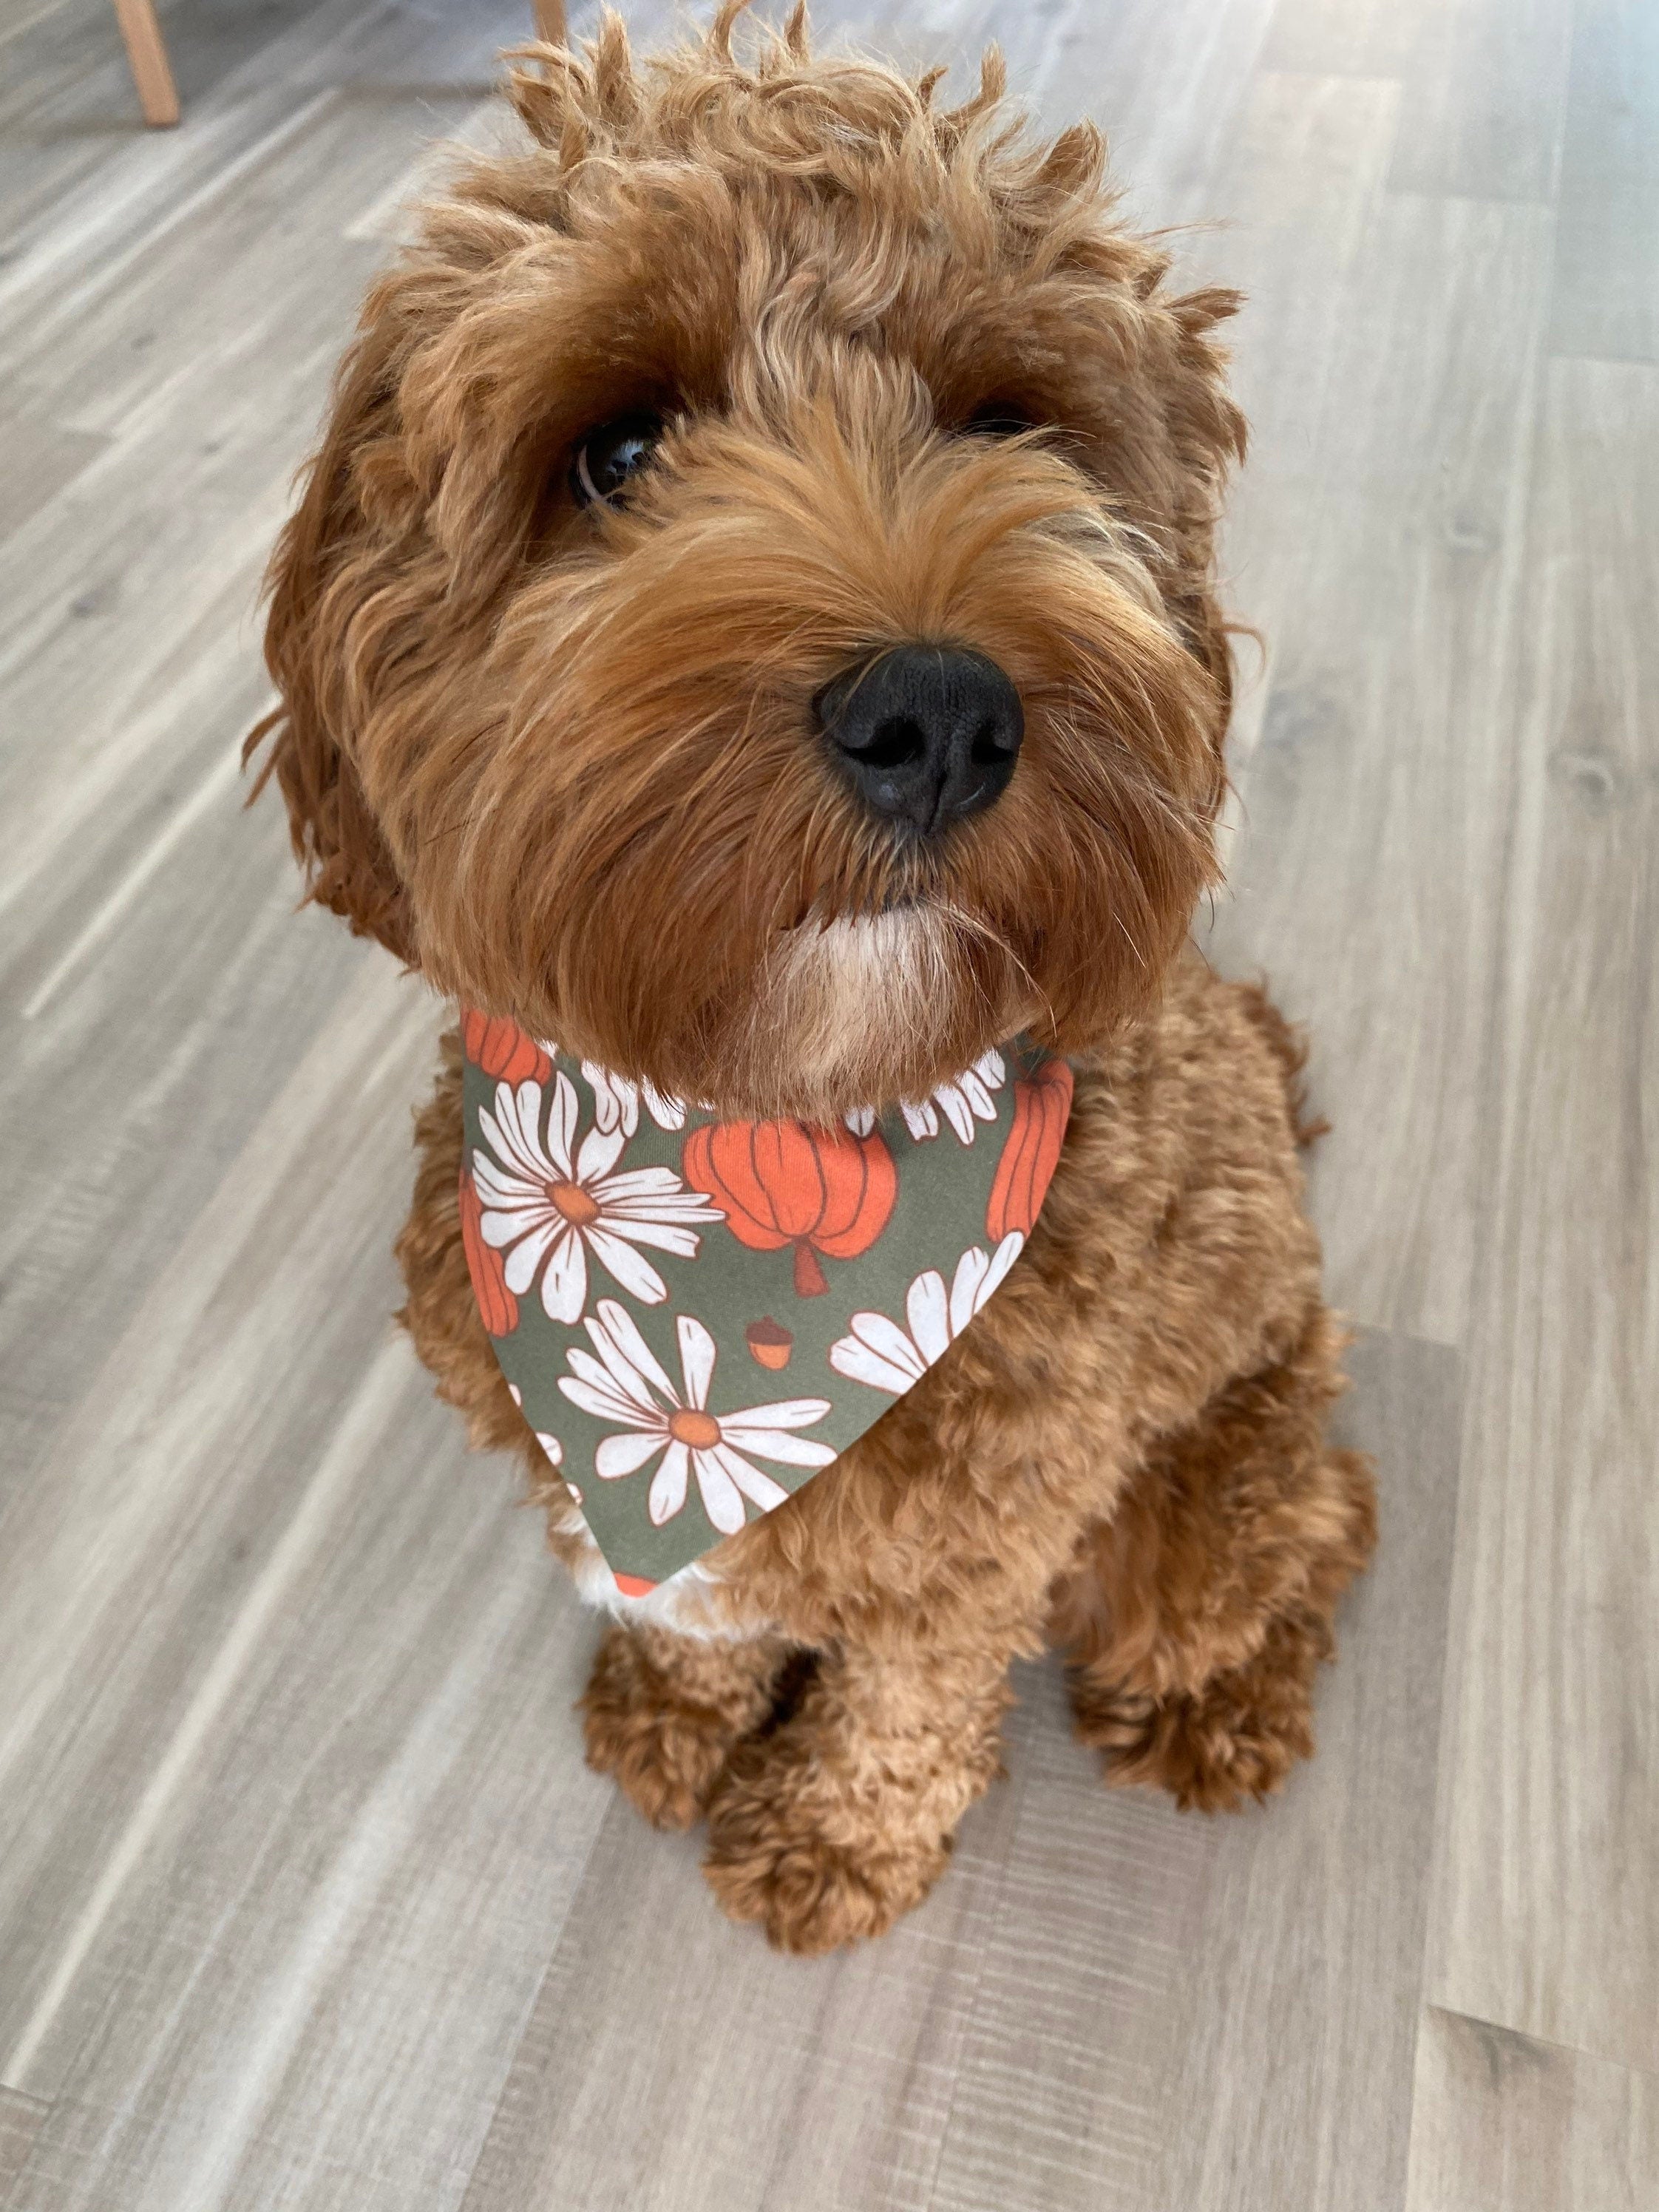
<box><xmin>815</xmin><ymin>645</ymin><xmax>1024</xmax><ymax>837</ymax></box>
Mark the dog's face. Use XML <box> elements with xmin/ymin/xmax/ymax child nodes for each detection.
<box><xmin>255</xmin><ymin>4</ymin><xmax>1244</xmax><ymax>1119</ymax></box>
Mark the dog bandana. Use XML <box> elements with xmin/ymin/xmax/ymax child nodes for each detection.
<box><xmin>458</xmin><ymin>1011</ymin><xmax>1073</xmax><ymax>1592</ymax></box>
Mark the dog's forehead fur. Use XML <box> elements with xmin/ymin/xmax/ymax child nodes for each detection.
<box><xmin>495</xmin><ymin>3</ymin><xmax>1111</xmax><ymax>270</ymax></box>
<box><xmin>417</xmin><ymin>11</ymin><xmax>1213</xmax><ymax>500</ymax></box>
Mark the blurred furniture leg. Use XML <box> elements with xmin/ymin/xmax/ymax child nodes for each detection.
<box><xmin>533</xmin><ymin>0</ymin><xmax>567</xmax><ymax>45</ymax></box>
<box><xmin>112</xmin><ymin>0</ymin><xmax>180</xmax><ymax>126</ymax></box>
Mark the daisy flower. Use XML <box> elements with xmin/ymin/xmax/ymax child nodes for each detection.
<box><xmin>845</xmin><ymin>1048</ymin><xmax>1006</xmax><ymax>1144</ymax></box>
<box><xmin>829</xmin><ymin>1233</ymin><xmax>1025</xmax><ymax>1394</ymax></box>
<box><xmin>559</xmin><ymin>1299</ymin><xmax>835</xmax><ymax>1534</ymax></box>
<box><xmin>475</xmin><ymin>1071</ymin><xmax>722</xmax><ymax>1324</ymax></box>
<box><xmin>506</xmin><ymin>1382</ymin><xmax>565</xmax><ymax>1472</ymax></box>
<box><xmin>582</xmin><ymin>1060</ymin><xmax>688</xmax><ymax>1137</ymax></box>
<box><xmin>505</xmin><ymin>1381</ymin><xmax>577</xmax><ymax>1500</ymax></box>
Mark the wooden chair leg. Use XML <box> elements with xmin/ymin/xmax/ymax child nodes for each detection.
<box><xmin>532</xmin><ymin>0</ymin><xmax>567</xmax><ymax>47</ymax></box>
<box><xmin>112</xmin><ymin>0</ymin><xmax>180</xmax><ymax>127</ymax></box>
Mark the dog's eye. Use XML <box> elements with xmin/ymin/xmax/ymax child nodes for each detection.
<box><xmin>963</xmin><ymin>401</ymin><xmax>1037</xmax><ymax>438</ymax></box>
<box><xmin>570</xmin><ymin>413</ymin><xmax>665</xmax><ymax>506</ymax></box>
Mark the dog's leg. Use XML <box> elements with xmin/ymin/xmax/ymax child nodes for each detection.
<box><xmin>1054</xmin><ymin>1304</ymin><xmax>1376</xmax><ymax>1810</ymax></box>
<box><xmin>580</xmin><ymin>1622</ymin><xmax>798</xmax><ymax>1832</ymax></box>
<box><xmin>700</xmin><ymin>1629</ymin><xmax>1018</xmax><ymax>1953</ymax></box>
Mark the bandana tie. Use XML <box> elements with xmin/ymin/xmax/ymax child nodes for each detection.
<box><xmin>458</xmin><ymin>1011</ymin><xmax>1073</xmax><ymax>1592</ymax></box>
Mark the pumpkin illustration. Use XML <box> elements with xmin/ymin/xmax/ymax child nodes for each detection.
<box><xmin>461</xmin><ymin>1008</ymin><xmax>551</xmax><ymax>1086</ymax></box>
<box><xmin>682</xmin><ymin>1119</ymin><xmax>898</xmax><ymax>1296</ymax></box>
<box><xmin>458</xmin><ymin>1167</ymin><xmax>518</xmax><ymax>1337</ymax></box>
<box><xmin>985</xmin><ymin>1056</ymin><xmax>1073</xmax><ymax>1242</ymax></box>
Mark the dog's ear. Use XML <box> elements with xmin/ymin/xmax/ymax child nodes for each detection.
<box><xmin>1139</xmin><ymin>282</ymin><xmax>1246</xmax><ymax>801</ymax></box>
<box><xmin>245</xmin><ymin>318</ymin><xmax>418</xmax><ymax>963</ymax></box>
<box><xmin>1180</xmin><ymin>573</ymin><xmax>1237</xmax><ymax>752</ymax></box>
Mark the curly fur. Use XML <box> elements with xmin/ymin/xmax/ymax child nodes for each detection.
<box><xmin>252</xmin><ymin>1</ymin><xmax>1373</xmax><ymax>1953</ymax></box>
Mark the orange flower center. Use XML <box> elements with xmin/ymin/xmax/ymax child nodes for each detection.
<box><xmin>668</xmin><ymin>1408</ymin><xmax>722</xmax><ymax>1450</ymax></box>
<box><xmin>546</xmin><ymin>1179</ymin><xmax>600</xmax><ymax>1227</ymax></box>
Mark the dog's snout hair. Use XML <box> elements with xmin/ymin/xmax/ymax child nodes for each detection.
<box><xmin>249</xmin><ymin>0</ymin><xmax>1247</xmax><ymax>1119</ymax></box>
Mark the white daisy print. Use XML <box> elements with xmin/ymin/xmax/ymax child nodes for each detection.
<box><xmin>829</xmin><ymin>1233</ymin><xmax>1025</xmax><ymax>1394</ymax></box>
<box><xmin>474</xmin><ymin>1071</ymin><xmax>722</xmax><ymax>1325</ymax></box>
<box><xmin>559</xmin><ymin>1298</ymin><xmax>835</xmax><ymax>1534</ymax></box>
<box><xmin>583</xmin><ymin>1060</ymin><xmax>688</xmax><ymax>1137</ymax></box>
<box><xmin>506</xmin><ymin>1382</ymin><xmax>566</xmax><ymax>1476</ymax></box>
<box><xmin>844</xmin><ymin>1049</ymin><xmax>1006</xmax><ymax>1144</ymax></box>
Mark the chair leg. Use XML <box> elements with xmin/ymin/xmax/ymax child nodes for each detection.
<box><xmin>112</xmin><ymin>0</ymin><xmax>180</xmax><ymax>128</ymax></box>
<box><xmin>532</xmin><ymin>0</ymin><xmax>567</xmax><ymax>46</ymax></box>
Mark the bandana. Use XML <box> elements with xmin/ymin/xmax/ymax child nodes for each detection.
<box><xmin>458</xmin><ymin>1011</ymin><xmax>1073</xmax><ymax>1593</ymax></box>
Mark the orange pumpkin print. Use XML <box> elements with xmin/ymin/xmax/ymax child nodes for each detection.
<box><xmin>461</xmin><ymin>1008</ymin><xmax>551</xmax><ymax>1086</ymax></box>
<box><xmin>458</xmin><ymin>1167</ymin><xmax>518</xmax><ymax>1337</ymax></box>
<box><xmin>683</xmin><ymin>1119</ymin><xmax>898</xmax><ymax>1296</ymax></box>
<box><xmin>985</xmin><ymin>1057</ymin><xmax>1073</xmax><ymax>1241</ymax></box>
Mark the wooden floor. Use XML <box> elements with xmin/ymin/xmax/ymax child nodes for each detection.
<box><xmin>1</xmin><ymin>0</ymin><xmax>1654</xmax><ymax>2205</ymax></box>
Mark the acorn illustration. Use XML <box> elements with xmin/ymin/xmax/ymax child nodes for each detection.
<box><xmin>745</xmin><ymin>1317</ymin><xmax>793</xmax><ymax>1371</ymax></box>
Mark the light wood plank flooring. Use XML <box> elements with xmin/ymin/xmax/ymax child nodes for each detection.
<box><xmin>1</xmin><ymin>1</ymin><xmax>1653</xmax><ymax>2205</ymax></box>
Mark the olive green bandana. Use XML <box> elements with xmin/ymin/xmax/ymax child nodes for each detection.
<box><xmin>458</xmin><ymin>1010</ymin><xmax>1073</xmax><ymax>1595</ymax></box>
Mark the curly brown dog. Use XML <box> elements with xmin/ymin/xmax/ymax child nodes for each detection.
<box><xmin>249</xmin><ymin>1</ymin><xmax>1375</xmax><ymax>1953</ymax></box>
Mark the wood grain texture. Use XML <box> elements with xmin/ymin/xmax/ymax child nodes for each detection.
<box><xmin>0</xmin><ymin>2093</ymin><xmax>52</xmax><ymax>2203</ymax></box>
<box><xmin>1385</xmin><ymin>0</ymin><xmax>1571</xmax><ymax>200</ymax></box>
<box><xmin>0</xmin><ymin>0</ymin><xmax>1653</xmax><ymax>2206</ymax></box>
<box><xmin>1200</xmin><ymin>191</ymin><xmax>1554</xmax><ymax>1346</ymax></box>
<box><xmin>0</xmin><ymin>973</ymin><xmax>615</xmax><ymax>2211</ymax></box>
<box><xmin>458</xmin><ymin>1757</ymin><xmax>1027</xmax><ymax>2212</ymax></box>
<box><xmin>1010</xmin><ymin>0</ymin><xmax>1279</xmax><ymax>223</ymax></box>
<box><xmin>1263</xmin><ymin>0</ymin><xmax>1573</xmax><ymax>201</ymax></box>
<box><xmin>1168</xmin><ymin>67</ymin><xmax>1402</xmax><ymax>768</ymax></box>
<box><xmin>1549</xmin><ymin>0</ymin><xmax>1659</xmax><ymax>362</ymax></box>
<box><xmin>0</xmin><ymin>390</ymin><xmax>106</xmax><ymax>545</ymax></box>
<box><xmin>1425</xmin><ymin>356</ymin><xmax>1659</xmax><ymax>2077</ymax></box>
<box><xmin>1405</xmin><ymin>2008</ymin><xmax>1659</xmax><ymax>2212</ymax></box>
<box><xmin>930</xmin><ymin>1331</ymin><xmax>1461</xmax><ymax>2212</ymax></box>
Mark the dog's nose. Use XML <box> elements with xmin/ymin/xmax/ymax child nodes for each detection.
<box><xmin>815</xmin><ymin>646</ymin><xmax>1024</xmax><ymax>835</ymax></box>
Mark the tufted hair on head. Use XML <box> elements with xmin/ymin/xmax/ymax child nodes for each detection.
<box><xmin>249</xmin><ymin>1</ymin><xmax>1246</xmax><ymax>1119</ymax></box>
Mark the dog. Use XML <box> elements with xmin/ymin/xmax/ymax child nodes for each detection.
<box><xmin>250</xmin><ymin>1</ymin><xmax>1376</xmax><ymax>1954</ymax></box>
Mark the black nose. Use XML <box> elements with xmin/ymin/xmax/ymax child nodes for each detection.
<box><xmin>815</xmin><ymin>645</ymin><xmax>1024</xmax><ymax>835</ymax></box>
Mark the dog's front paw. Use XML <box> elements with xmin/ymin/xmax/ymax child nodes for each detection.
<box><xmin>702</xmin><ymin>1734</ymin><xmax>950</xmax><ymax>1953</ymax></box>
<box><xmin>580</xmin><ymin>1624</ymin><xmax>773</xmax><ymax>1831</ymax></box>
<box><xmin>1078</xmin><ymin>1608</ymin><xmax>1327</xmax><ymax>1811</ymax></box>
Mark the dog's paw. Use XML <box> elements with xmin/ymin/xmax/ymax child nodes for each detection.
<box><xmin>1075</xmin><ymin>1609</ymin><xmax>1327</xmax><ymax>1812</ymax></box>
<box><xmin>580</xmin><ymin>1625</ymin><xmax>759</xmax><ymax>1831</ymax></box>
<box><xmin>702</xmin><ymin>1736</ymin><xmax>949</xmax><ymax>1954</ymax></box>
